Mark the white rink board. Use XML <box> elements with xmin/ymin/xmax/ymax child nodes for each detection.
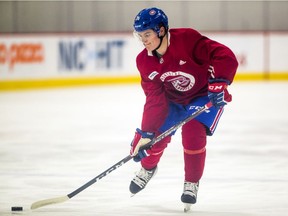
<box><xmin>0</xmin><ymin>32</ymin><xmax>288</xmax><ymax>81</ymax></box>
<box><xmin>0</xmin><ymin>34</ymin><xmax>143</xmax><ymax>80</ymax></box>
<box><xmin>269</xmin><ymin>33</ymin><xmax>288</xmax><ymax>72</ymax></box>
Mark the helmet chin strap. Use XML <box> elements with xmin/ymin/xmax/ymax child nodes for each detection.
<box><xmin>152</xmin><ymin>35</ymin><xmax>164</xmax><ymax>57</ymax></box>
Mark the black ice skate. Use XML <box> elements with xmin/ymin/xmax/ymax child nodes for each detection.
<box><xmin>181</xmin><ymin>181</ymin><xmax>199</xmax><ymax>212</ymax></box>
<box><xmin>129</xmin><ymin>166</ymin><xmax>158</xmax><ymax>195</ymax></box>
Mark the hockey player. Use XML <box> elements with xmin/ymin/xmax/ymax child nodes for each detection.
<box><xmin>129</xmin><ymin>7</ymin><xmax>238</xmax><ymax>211</ymax></box>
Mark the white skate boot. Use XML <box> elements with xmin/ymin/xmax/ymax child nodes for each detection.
<box><xmin>181</xmin><ymin>181</ymin><xmax>199</xmax><ymax>212</ymax></box>
<box><xmin>129</xmin><ymin>166</ymin><xmax>158</xmax><ymax>195</ymax></box>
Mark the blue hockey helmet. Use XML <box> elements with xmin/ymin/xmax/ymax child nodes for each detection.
<box><xmin>133</xmin><ymin>7</ymin><xmax>169</xmax><ymax>36</ymax></box>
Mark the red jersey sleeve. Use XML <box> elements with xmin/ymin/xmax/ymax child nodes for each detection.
<box><xmin>192</xmin><ymin>36</ymin><xmax>238</xmax><ymax>84</ymax></box>
<box><xmin>140</xmin><ymin>75</ymin><xmax>169</xmax><ymax>133</ymax></box>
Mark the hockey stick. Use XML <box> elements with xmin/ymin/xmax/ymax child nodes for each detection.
<box><xmin>30</xmin><ymin>101</ymin><xmax>212</xmax><ymax>210</ymax></box>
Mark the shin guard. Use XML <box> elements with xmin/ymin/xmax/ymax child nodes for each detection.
<box><xmin>182</xmin><ymin>120</ymin><xmax>207</xmax><ymax>182</ymax></box>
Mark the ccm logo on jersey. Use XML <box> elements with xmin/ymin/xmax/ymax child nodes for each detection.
<box><xmin>179</xmin><ymin>60</ymin><xmax>186</xmax><ymax>65</ymax></box>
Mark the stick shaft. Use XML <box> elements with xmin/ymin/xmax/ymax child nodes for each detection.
<box><xmin>68</xmin><ymin>155</ymin><xmax>132</xmax><ymax>198</ymax></box>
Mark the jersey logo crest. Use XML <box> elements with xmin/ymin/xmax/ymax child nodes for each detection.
<box><xmin>160</xmin><ymin>71</ymin><xmax>195</xmax><ymax>92</ymax></box>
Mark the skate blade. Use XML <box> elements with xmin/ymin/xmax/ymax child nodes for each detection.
<box><xmin>184</xmin><ymin>203</ymin><xmax>192</xmax><ymax>213</ymax></box>
<box><xmin>130</xmin><ymin>193</ymin><xmax>136</xmax><ymax>197</ymax></box>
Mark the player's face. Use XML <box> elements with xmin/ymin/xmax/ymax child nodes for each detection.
<box><xmin>136</xmin><ymin>30</ymin><xmax>160</xmax><ymax>51</ymax></box>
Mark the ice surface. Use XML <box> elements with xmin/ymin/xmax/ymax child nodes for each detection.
<box><xmin>0</xmin><ymin>82</ymin><xmax>288</xmax><ymax>216</ymax></box>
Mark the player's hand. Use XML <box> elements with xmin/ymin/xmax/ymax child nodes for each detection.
<box><xmin>208</xmin><ymin>79</ymin><xmax>232</xmax><ymax>109</ymax></box>
<box><xmin>130</xmin><ymin>128</ymin><xmax>154</xmax><ymax>162</ymax></box>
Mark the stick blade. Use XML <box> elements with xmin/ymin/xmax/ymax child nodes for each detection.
<box><xmin>30</xmin><ymin>195</ymin><xmax>69</xmax><ymax>210</ymax></box>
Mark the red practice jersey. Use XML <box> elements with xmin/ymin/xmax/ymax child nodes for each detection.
<box><xmin>136</xmin><ymin>28</ymin><xmax>238</xmax><ymax>133</ymax></box>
